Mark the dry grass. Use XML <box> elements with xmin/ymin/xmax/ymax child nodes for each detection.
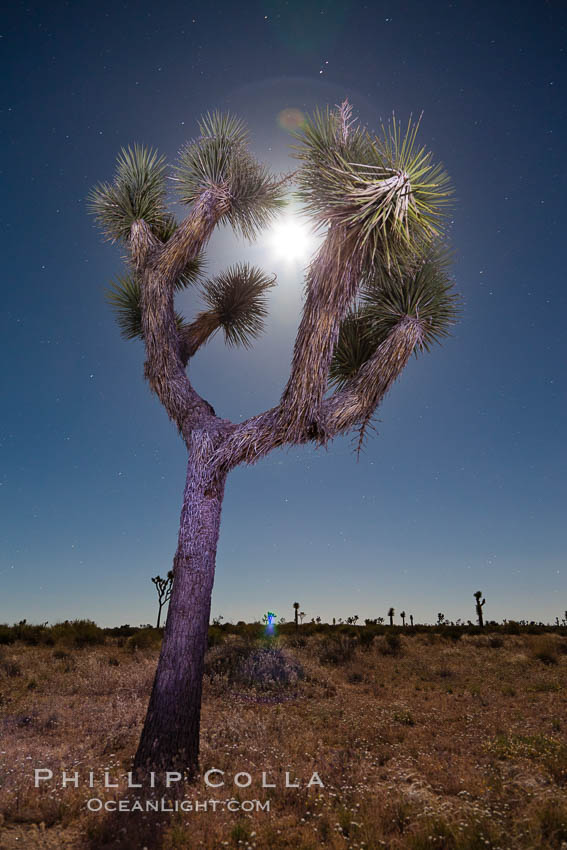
<box><xmin>1</xmin><ymin>633</ymin><xmax>567</xmax><ymax>849</ymax></box>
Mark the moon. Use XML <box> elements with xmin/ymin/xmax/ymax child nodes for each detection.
<box><xmin>268</xmin><ymin>215</ymin><xmax>317</xmax><ymax>263</ymax></box>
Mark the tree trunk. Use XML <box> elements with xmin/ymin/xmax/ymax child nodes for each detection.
<box><xmin>134</xmin><ymin>436</ymin><xmax>226</xmax><ymax>777</ymax></box>
<box><xmin>156</xmin><ymin>601</ymin><xmax>163</xmax><ymax>630</ymax></box>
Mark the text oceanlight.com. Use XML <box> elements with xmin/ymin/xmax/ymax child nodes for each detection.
<box><xmin>86</xmin><ymin>798</ymin><xmax>270</xmax><ymax>813</ymax></box>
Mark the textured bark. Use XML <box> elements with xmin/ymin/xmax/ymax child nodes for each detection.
<box><xmin>134</xmin><ymin>433</ymin><xmax>226</xmax><ymax>776</ymax></box>
<box><xmin>279</xmin><ymin>226</ymin><xmax>363</xmax><ymax>440</ymax></box>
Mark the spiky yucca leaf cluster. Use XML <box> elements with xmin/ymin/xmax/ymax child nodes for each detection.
<box><xmin>198</xmin><ymin>263</ymin><xmax>275</xmax><ymax>348</ymax></box>
<box><xmin>329</xmin><ymin>248</ymin><xmax>459</xmax><ymax>388</ymax></box>
<box><xmin>153</xmin><ymin>213</ymin><xmax>178</xmax><ymax>243</ymax></box>
<box><xmin>362</xmin><ymin>248</ymin><xmax>459</xmax><ymax>351</ymax></box>
<box><xmin>174</xmin><ymin>112</ymin><xmax>286</xmax><ymax>239</ymax></box>
<box><xmin>328</xmin><ymin>307</ymin><xmax>376</xmax><ymax>389</ymax></box>
<box><xmin>105</xmin><ymin>256</ymin><xmax>204</xmax><ymax>341</ymax></box>
<box><xmin>88</xmin><ymin>145</ymin><xmax>168</xmax><ymax>242</ymax></box>
<box><xmin>294</xmin><ymin>106</ymin><xmax>452</xmax><ymax>269</ymax></box>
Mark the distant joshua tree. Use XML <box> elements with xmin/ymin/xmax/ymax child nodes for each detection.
<box><xmin>474</xmin><ymin>591</ymin><xmax>486</xmax><ymax>628</ymax></box>
<box><xmin>299</xmin><ymin>611</ymin><xmax>305</xmax><ymax>625</ymax></box>
<box><xmin>400</xmin><ymin>610</ymin><xmax>406</xmax><ymax>627</ymax></box>
<box><xmin>377</xmin><ymin>616</ymin><xmax>384</xmax><ymax>625</ymax></box>
<box><xmin>437</xmin><ymin>612</ymin><xmax>445</xmax><ymax>626</ymax></box>
<box><xmin>293</xmin><ymin>602</ymin><xmax>300</xmax><ymax>631</ymax></box>
<box><xmin>388</xmin><ymin>607</ymin><xmax>395</xmax><ymax>627</ymax></box>
<box><xmin>90</xmin><ymin>102</ymin><xmax>456</xmax><ymax>776</ymax></box>
<box><xmin>316</xmin><ymin>616</ymin><xmax>321</xmax><ymax>625</ymax></box>
<box><xmin>151</xmin><ymin>571</ymin><xmax>174</xmax><ymax>629</ymax></box>
<box><xmin>409</xmin><ymin>614</ymin><xmax>414</xmax><ymax>627</ymax></box>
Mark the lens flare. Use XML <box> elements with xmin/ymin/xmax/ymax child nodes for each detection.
<box><xmin>277</xmin><ymin>108</ymin><xmax>306</xmax><ymax>132</ymax></box>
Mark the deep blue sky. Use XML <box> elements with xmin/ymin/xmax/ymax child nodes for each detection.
<box><xmin>1</xmin><ymin>0</ymin><xmax>565</xmax><ymax>627</ymax></box>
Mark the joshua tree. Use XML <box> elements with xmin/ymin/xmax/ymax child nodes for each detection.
<box><xmin>293</xmin><ymin>601</ymin><xmax>300</xmax><ymax>631</ymax></box>
<box><xmin>388</xmin><ymin>607</ymin><xmax>395</xmax><ymax>626</ymax></box>
<box><xmin>400</xmin><ymin>610</ymin><xmax>406</xmax><ymax>627</ymax></box>
<box><xmin>299</xmin><ymin>611</ymin><xmax>305</xmax><ymax>624</ymax></box>
<box><xmin>89</xmin><ymin>102</ymin><xmax>456</xmax><ymax>776</ymax></box>
<box><xmin>409</xmin><ymin>614</ymin><xmax>414</xmax><ymax>627</ymax></box>
<box><xmin>474</xmin><ymin>591</ymin><xmax>486</xmax><ymax>628</ymax></box>
<box><xmin>151</xmin><ymin>570</ymin><xmax>174</xmax><ymax>629</ymax></box>
<box><xmin>437</xmin><ymin>612</ymin><xmax>445</xmax><ymax>626</ymax></box>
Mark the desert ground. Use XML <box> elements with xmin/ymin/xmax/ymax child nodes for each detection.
<box><xmin>1</xmin><ymin>622</ymin><xmax>566</xmax><ymax>849</ymax></box>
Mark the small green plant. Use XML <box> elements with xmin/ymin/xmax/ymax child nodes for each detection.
<box><xmin>535</xmin><ymin>799</ymin><xmax>567</xmax><ymax>846</ymax></box>
<box><xmin>393</xmin><ymin>708</ymin><xmax>415</xmax><ymax>725</ymax></box>
<box><xmin>230</xmin><ymin>821</ymin><xmax>251</xmax><ymax>844</ymax></box>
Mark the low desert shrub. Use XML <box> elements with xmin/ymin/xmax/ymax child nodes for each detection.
<box><xmin>318</xmin><ymin>634</ymin><xmax>357</xmax><ymax>666</ymax></box>
<box><xmin>2</xmin><ymin>659</ymin><xmax>22</xmax><ymax>677</ymax></box>
<box><xmin>535</xmin><ymin>798</ymin><xmax>567</xmax><ymax>846</ymax></box>
<box><xmin>207</xmin><ymin>626</ymin><xmax>225</xmax><ymax>648</ymax></box>
<box><xmin>358</xmin><ymin>629</ymin><xmax>376</xmax><ymax>650</ymax></box>
<box><xmin>237</xmin><ymin>647</ymin><xmax>303</xmax><ymax>689</ymax></box>
<box><xmin>378</xmin><ymin>633</ymin><xmax>402</xmax><ymax>656</ymax></box>
<box><xmin>531</xmin><ymin>636</ymin><xmax>559</xmax><ymax>665</ymax></box>
<box><xmin>126</xmin><ymin>628</ymin><xmax>162</xmax><ymax>651</ymax></box>
<box><xmin>50</xmin><ymin>619</ymin><xmax>105</xmax><ymax>647</ymax></box>
<box><xmin>0</xmin><ymin>625</ymin><xmax>15</xmax><ymax>645</ymax></box>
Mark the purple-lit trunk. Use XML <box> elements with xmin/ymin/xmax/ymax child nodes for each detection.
<box><xmin>134</xmin><ymin>438</ymin><xmax>226</xmax><ymax>776</ymax></box>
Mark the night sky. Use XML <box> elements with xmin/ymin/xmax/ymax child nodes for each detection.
<box><xmin>2</xmin><ymin>0</ymin><xmax>565</xmax><ymax>628</ymax></box>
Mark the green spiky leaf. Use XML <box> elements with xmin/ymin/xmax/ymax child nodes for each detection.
<box><xmin>330</xmin><ymin>246</ymin><xmax>459</xmax><ymax>386</ymax></box>
<box><xmin>105</xmin><ymin>275</ymin><xmax>143</xmax><ymax>340</ymax></box>
<box><xmin>361</xmin><ymin>246</ymin><xmax>460</xmax><ymax>353</ymax></box>
<box><xmin>176</xmin><ymin>254</ymin><xmax>206</xmax><ymax>290</ymax></box>
<box><xmin>152</xmin><ymin>213</ymin><xmax>178</xmax><ymax>242</ymax></box>
<box><xmin>89</xmin><ymin>144</ymin><xmax>168</xmax><ymax>242</ymax></box>
<box><xmin>328</xmin><ymin>308</ymin><xmax>377</xmax><ymax>389</ymax></box>
<box><xmin>173</xmin><ymin>112</ymin><xmax>286</xmax><ymax>240</ymax></box>
<box><xmin>105</xmin><ymin>273</ymin><xmax>189</xmax><ymax>341</ymax></box>
<box><xmin>198</xmin><ymin>263</ymin><xmax>276</xmax><ymax>347</ymax></box>
<box><xmin>293</xmin><ymin>106</ymin><xmax>453</xmax><ymax>270</ymax></box>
